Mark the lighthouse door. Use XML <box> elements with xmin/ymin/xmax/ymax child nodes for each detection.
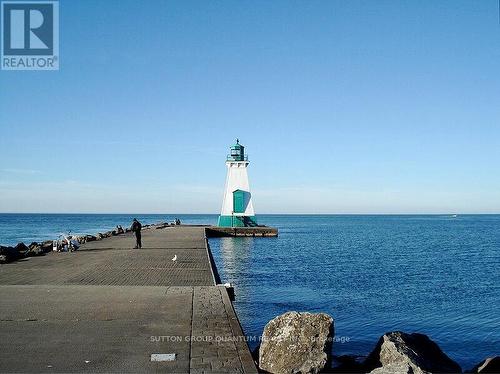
<box><xmin>233</xmin><ymin>190</ymin><xmax>245</xmax><ymax>213</ymax></box>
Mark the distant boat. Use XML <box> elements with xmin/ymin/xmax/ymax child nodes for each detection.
<box><xmin>452</xmin><ymin>214</ymin><xmax>458</xmax><ymax>218</ymax></box>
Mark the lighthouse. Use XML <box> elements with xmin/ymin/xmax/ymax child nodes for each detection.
<box><xmin>217</xmin><ymin>139</ymin><xmax>257</xmax><ymax>227</ymax></box>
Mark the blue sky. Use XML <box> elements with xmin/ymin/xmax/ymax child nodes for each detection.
<box><xmin>1</xmin><ymin>0</ymin><xmax>499</xmax><ymax>213</ymax></box>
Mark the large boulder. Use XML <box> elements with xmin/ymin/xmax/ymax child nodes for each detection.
<box><xmin>28</xmin><ymin>241</ymin><xmax>40</xmax><ymax>250</ymax></box>
<box><xmin>26</xmin><ymin>244</ymin><xmax>44</xmax><ymax>257</ymax></box>
<box><xmin>469</xmin><ymin>357</ymin><xmax>500</xmax><ymax>373</ymax></box>
<box><xmin>14</xmin><ymin>242</ymin><xmax>29</xmax><ymax>255</ymax></box>
<box><xmin>365</xmin><ymin>331</ymin><xmax>461</xmax><ymax>374</ymax></box>
<box><xmin>41</xmin><ymin>240</ymin><xmax>54</xmax><ymax>252</ymax></box>
<box><xmin>0</xmin><ymin>246</ymin><xmax>23</xmax><ymax>263</ymax></box>
<box><xmin>258</xmin><ymin>311</ymin><xmax>334</xmax><ymax>374</ymax></box>
<box><xmin>27</xmin><ymin>241</ymin><xmax>47</xmax><ymax>256</ymax></box>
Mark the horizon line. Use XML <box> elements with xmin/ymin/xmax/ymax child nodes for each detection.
<box><xmin>0</xmin><ymin>212</ymin><xmax>499</xmax><ymax>215</ymax></box>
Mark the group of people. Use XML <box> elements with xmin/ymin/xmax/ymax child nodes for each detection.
<box><xmin>129</xmin><ymin>217</ymin><xmax>182</xmax><ymax>249</ymax></box>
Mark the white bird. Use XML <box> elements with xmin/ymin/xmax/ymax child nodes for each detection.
<box><xmin>172</xmin><ymin>255</ymin><xmax>177</xmax><ymax>262</ymax></box>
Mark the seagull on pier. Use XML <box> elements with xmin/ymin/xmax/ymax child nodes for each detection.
<box><xmin>172</xmin><ymin>255</ymin><xmax>177</xmax><ymax>262</ymax></box>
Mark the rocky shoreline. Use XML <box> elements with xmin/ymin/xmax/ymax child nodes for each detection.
<box><xmin>0</xmin><ymin>221</ymin><xmax>172</xmax><ymax>264</ymax></box>
<box><xmin>254</xmin><ymin>311</ymin><xmax>499</xmax><ymax>374</ymax></box>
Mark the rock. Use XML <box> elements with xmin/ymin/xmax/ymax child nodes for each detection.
<box><xmin>26</xmin><ymin>245</ymin><xmax>44</xmax><ymax>257</ymax></box>
<box><xmin>13</xmin><ymin>243</ymin><xmax>29</xmax><ymax>258</ymax></box>
<box><xmin>96</xmin><ymin>233</ymin><xmax>104</xmax><ymax>240</ymax></box>
<box><xmin>258</xmin><ymin>311</ymin><xmax>334</xmax><ymax>374</ymax></box>
<box><xmin>28</xmin><ymin>241</ymin><xmax>40</xmax><ymax>250</ymax></box>
<box><xmin>14</xmin><ymin>242</ymin><xmax>29</xmax><ymax>254</ymax></box>
<box><xmin>364</xmin><ymin>331</ymin><xmax>461</xmax><ymax>374</ymax></box>
<box><xmin>370</xmin><ymin>362</ymin><xmax>413</xmax><ymax>374</ymax></box>
<box><xmin>0</xmin><ymin>246</ymin><xmax>23</xmax><ymax>263</ymax></box>
<box><xmin>41</xmin><ymin>241</ymin><xmax>53</xmax><ymax>253</ymax></box>
<box><xmin>85</xmin><ymin>235</ymin><xmax>96</xmax><ymax>242</ymax></box>
<box><xmin>469</xmin><ymin>357</ymin><xmax>500</xmax><ymax>373</ymax></box>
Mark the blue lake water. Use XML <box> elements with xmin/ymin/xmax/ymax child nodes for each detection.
<box><xmin>0</xmin><ymin>213</ymin><xmax>498</xmax><ymax>370</ymax></box>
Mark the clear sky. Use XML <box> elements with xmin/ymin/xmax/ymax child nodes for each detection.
<box><xmin>1</xmin><ymin>0</ymin><xmax>499</xmax><ymax>214</ymax></box>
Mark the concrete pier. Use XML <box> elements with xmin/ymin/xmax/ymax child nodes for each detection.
<box><xmin>0</xmin><ymin>226</ymin><xmax>257</xmax><ymax>373</ymax></box>
<box><xmin>206</xmin><ymin>226</ymin><xmax>278</xmax><ymax>237</ymax></box>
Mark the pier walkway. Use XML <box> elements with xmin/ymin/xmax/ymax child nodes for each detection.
<box><xmin>0</xmin><ymin>226</ymin><xmax>257</xmax><ymax>373</ymax></box>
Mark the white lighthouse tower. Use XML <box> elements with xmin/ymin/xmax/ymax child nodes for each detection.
<box><xmin>218</xmin><ymin>139</ymin><xmax>257</xmax><ymax>227</ymax></box>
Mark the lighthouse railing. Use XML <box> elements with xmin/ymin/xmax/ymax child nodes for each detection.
<box><xmin>226</xmin><ymin>154</ymin><xmax>248</xmax><ymax>161</ymax></box>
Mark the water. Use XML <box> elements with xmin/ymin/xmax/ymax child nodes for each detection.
<box><xmin>208</xmin><ymin>215</ymin><xmax>500</xmax><ymax>370</ymax></box>
<box><xmin>0</xmin><ymin>214</ymin><xmax>498</xmax><ymax>369</ymax></box>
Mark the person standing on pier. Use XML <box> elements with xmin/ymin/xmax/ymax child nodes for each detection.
<box><xmin>131</xmin><ymin>218</ymin><xmax>142</xmax><ymax>249</ymax></box>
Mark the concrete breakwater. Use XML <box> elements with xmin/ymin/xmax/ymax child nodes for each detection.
<box><xmin>0</xmin><ymin>225</ymin><xmax>257</xmax><ymax>373</ymax></box>
<box><xmin>206</xmin><ymin>226</ymin><xmax>278</xmax><ymax>237</ymax></box>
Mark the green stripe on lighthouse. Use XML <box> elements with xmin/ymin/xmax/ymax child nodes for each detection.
<box><xmin>218</xmin><ymin>215</ymin><xmax>258</xmax><ymax>227</ymax></box>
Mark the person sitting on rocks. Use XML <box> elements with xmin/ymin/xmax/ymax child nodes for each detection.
<box><xmin>130</xmin><ymin>218</ymin><xmax>142</xmax><ymax>249</ymax></box>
